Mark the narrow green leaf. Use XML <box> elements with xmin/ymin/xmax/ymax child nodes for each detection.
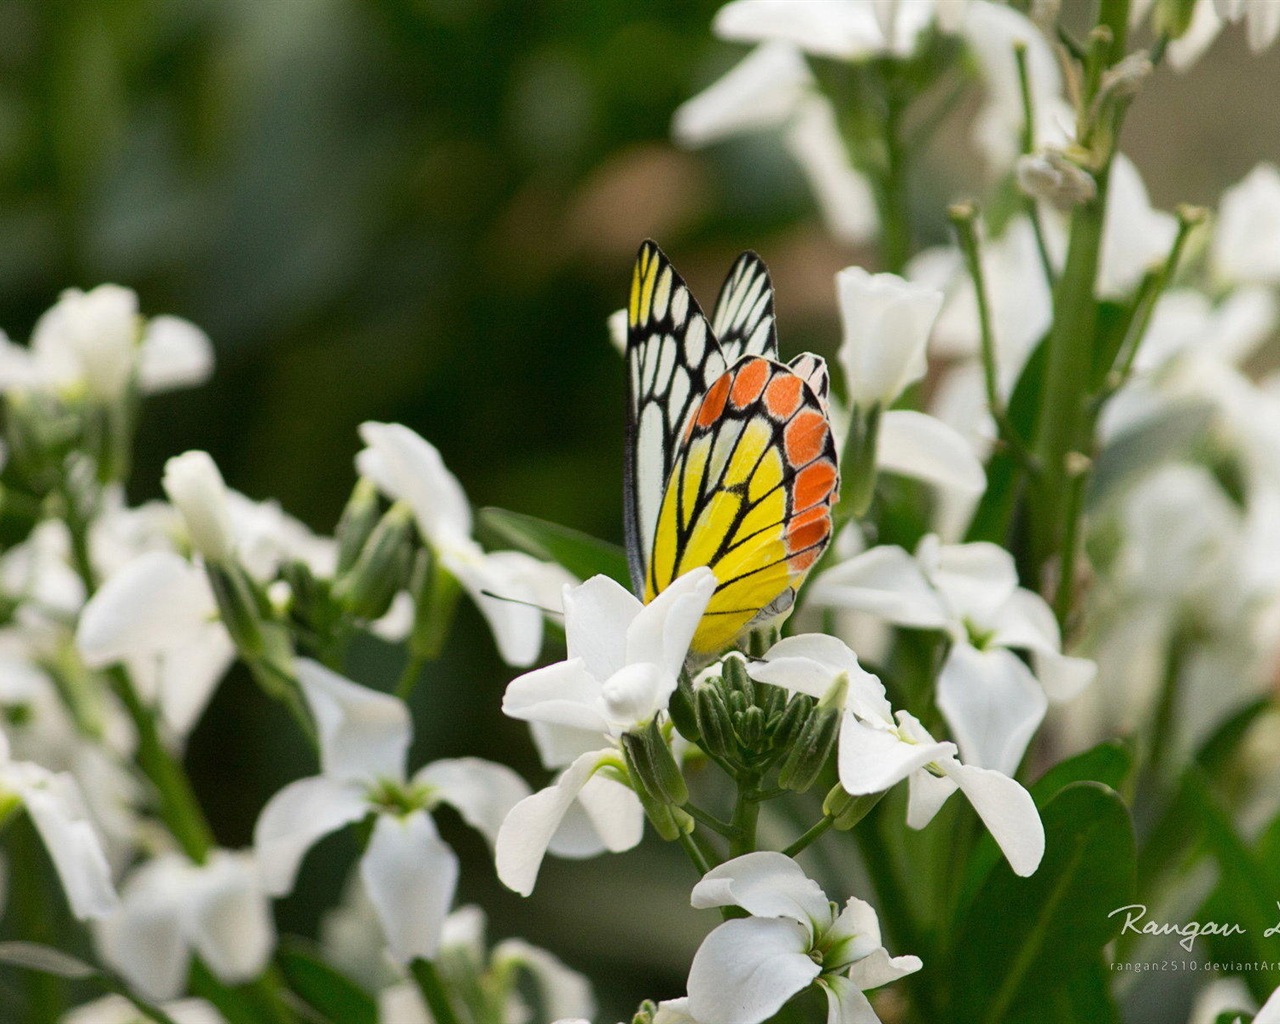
<box><xmin>0</xmin><ymin>942</ymin><xmax>98</xmax><ymax>980</ymax></box>
<box><xmin>278</xmin><ymin>943</ymin><xmax>378</xmax><ymax>1024</ymax></box>
<box><xmin>949</xmin><ymin>782</ymin><xmax>1136</xmax><ymax>1022</ymax></box>
<box><xmin>476</xmin><ymin>507</ymin><xmax>629</xmax><ymax>585</ymax></box>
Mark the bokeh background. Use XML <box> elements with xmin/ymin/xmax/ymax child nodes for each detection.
<box><xmin>2</xmin><ymin>1</ymin><xmax>1279</xmax><ymax>1018</ymax></box>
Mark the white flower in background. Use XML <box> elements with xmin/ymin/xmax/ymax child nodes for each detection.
<box><xmin>496</xmin><ymin>569</ymin><xmax>716</xmax><ymax>896</ymax></box>
<box><xmin>357</xmin><ymin>422</ymin><xmax>570</xmax><ymax>667</ymax></box>
<box><xmin>253</xmin><ymin>659</ymin><xmax>528</xmax><ymax>962</ymax></box>
<box><xmin>1095</xmin><ymin>154</ymin><xmax>1179</xmax><ymax>299</ymax></box>
<box><xmin>376</xmin><ymin>905</ymin><xmax>596</xmax><ymax>1024</ymax></box>
<box><xmin>94</xmin><ymin>849</ymin><xmax>272</xmax><ymax>1003</ymax></box>
<box><xmin>958</xmin><ymin>1</ymin><xmax>1073</xmax><ymax>173</ymax></box>
<box><xmin>1131</xmin><ymin>0</ymin><xmax>1280</xmax><ymax>70</ymax></box>
<box><xmin>1214</xmin><ymin>163</ymin><xmax>1280</xmax><ymax>286</ymax></box>
<box><xmin>62</xmin><ymin>994</ymin><xmax>227</xmax><ymax>1024</ymax></box>
<box><xmin>673</xmin><ymin>42</ymin><xmax>877</xmax><ymax>243</ymax></box>
<box><xmin>0</xmin><ymin>285</ymin><xmax>213</xmax><ymax>401</ymax></box>
<box><xmin>686</xmin><ymin>852</ymin><xmax>921</xmax><ymax>1024</ymax></box>
<box><xmin>1260</xmin><ymin>984</ymin><xmax>1280</xmax><ymax>1024</ymax></box>
<box><xmin>163</xmin><ymin>452</ymin><xmax>236</xmax><ymax>563</ymax></box>
<box><xmin>748</xmin><ymin>635</ymin><xmax>1045</xmax><ymax>875</ymax></box>
<box><xmin>837</xmin><ymin>267</ymin><xmax>941</xmax><ymax>409</ymax></box>
<box><xmin>0</xmin><ymin>729</ymin><xmax>118</xmax><ymax>920</ymax></box>
<box><xmin>807</xmin><ymin>536</ymin><xmax>1094</xmax><ymax>775</ymax></box>
<box><xmin>833</xmin><ymin>266</ymin><xmax>986</xmax><ymax>496</ymax></box>
<box><xmin>713</xmin><ymin>0</ymin><xmax>953</xmax><ymax>60</ymax></box>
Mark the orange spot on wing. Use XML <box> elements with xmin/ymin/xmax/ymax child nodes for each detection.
<box><xmin>793</xmin><ymin>461</ymin><xmax>837</xmax><ymax>512</ymax></box>
<box><xmin>730</xmin><ymin>359</ymin><xmax>770</xmax><ymax>409</ymax></box>
<box><xmin>696</xmin><ymin>375</ymin><xmax>732</xmax><ymax>429</ymax></box>
<box><xmin>784</xmin><ymin>410</ymin><xmax>828</xmax><ymax>467</ymax></box>
<box><xmin>764</xmin><ymin>374</ymin><xmax>803</xmax><ymax>420</ymax></box>
<box><xmin>788</xmin><ymin>549</ymin><xmax>821</xmax><ymax>573</ymax></box>
<box><xmin>786</xmin><ymin>516</ymin><xmax>830</xmax><ymax>553</ymax></box>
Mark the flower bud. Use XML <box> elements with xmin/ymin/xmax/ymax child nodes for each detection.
<box><xmin>622</xmin><ymin>717</ymin><xmax>688</xmax><ymax>808</ymax></box>
<box><xmin>769</xmin><ymin>691</ymin><xmax>815</xmax><ymax>751</ymax></box>
<box><xmin>332</xmin><ymin>502</ymin><xmax>414</xmax><ymax>621</ymax></box>
<box><xmin>163</xmin><ymin>451</ymin><xmax>235</xmax><ymax>562</ymax></box>
<box><xmin>30</xmin><ymin>284</ymin><xmax>140</xmax><ymax>402</ymax></box>
<box><xmin>720</xmin><ymin>653</ymin><xmax>754</xmax><ymax>705</ymax></box>
<box><xmin>1016</xmin><ymin>151</ymin><xmax>1097</xmax><ymax>211</ymax></box>
<box><xmin>334</xmin><ymin>478</ymin><xmax>383</xmax><ymax>576</ymax></box>
<box><xmin>667</xmin><ymin>674</ymin><xmax>701</xmax><ymax>744</ymax></box>
<box><xmin>777</xmin><ymin>701</ymin><xmax>841</xmax><ymax>793</ymax></box>
<box><xmin>733</xmin><ymin>705</ymin><xmax>767</xmax><ymax>753</ymax></box>
<box><xmin>408</xmin><ymin>547</ymin><xmax>461</xmax><ymax>662</ymax></box>
<box><xmin>824</xmin><ymin>784</ymin><xmax>883</xmax><ymax>830</ymax></box>
<box><xmin>694</xmin><ymin>683</ymin><xmax>738</xmax><ymax>764</ymax></box>
<box><xmin>206</xmin><ymin>561</ymin><xmax>267</xmax><ymax>658</ymax></box>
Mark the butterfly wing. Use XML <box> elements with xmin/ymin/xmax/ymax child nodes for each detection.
<box><xmin>646</xmin><ymin>356</ymin><xmax>839</xmax><ymax>654</ymax></box>
<box><xmin>711</xmin><ymin>251</ymin><xmax>778</xmax><ymax>365</ymax></box>
<box><xmin>624</xmin><ymin>241</ymin><xmax>727</xmax><ymax>594</ymax></box>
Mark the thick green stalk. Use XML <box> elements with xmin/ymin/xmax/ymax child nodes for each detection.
<box><xmin>728</xmin><ymin>775</ymin><xmax>762</xmax><ymax>859</ymax></box>
<box><xmin>410</xmin><ymin>959</ymin><xmax>462</xmax><ymax>1024</ymax></box>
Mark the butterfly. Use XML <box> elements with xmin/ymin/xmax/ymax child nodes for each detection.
<box><xmin>623</xmin><ymin>240</ymin><xmax>839</xmax><ymax>655</ymax></box>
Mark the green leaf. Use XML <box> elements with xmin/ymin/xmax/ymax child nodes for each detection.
<box><xmin>278</xmin><ymin>942</ymin><xmax>378</xmax><ymax>1024</ymax></box>
<box><xmin>0</xmin><ymin>941</ymin><xmax>98</xmax><ymax>980</ymax></box>
<box><xmin>949</xmin><ymin>782</ymin><xmax>1136</xmax><ymax>1023</ymax></box>
<box><xmin>954</xmin><ymin>740</ymin><xmax>1132</xmax><ymax>917</ymax></box>
<box><xmin>1087</xmin><ymin>399</ymin><xmax>1214</xmax><ymax>508</ymax></box>
<box><xmin>1216</xmin><ymin>1014</ymin><xmax>1253</xmax><ymax>1024</ymax></box>
<box><xmin>1006</xmin><ymin>957</ymin><xmax>1121</xmax><ymax>1024</ymax></box>
<box><xmin>477</xmin><ymin>507</ymin><xmax>630</xmax><ymax>585</ymax></box>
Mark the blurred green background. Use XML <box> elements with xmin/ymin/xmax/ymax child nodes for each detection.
<box><xmin>3</xmin><ymin>0</ymin><xmax>1280</xmax><ymax>1018</ymax></box>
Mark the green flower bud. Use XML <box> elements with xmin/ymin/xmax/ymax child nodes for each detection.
<box><xmin>206</xmin><ymin>561</ymin><xmax>269</xmax><ymax>659</ymax></box>
<box><xmin>721</xmin><ymin>653</ymin><xmax>754</xmax><ymax>705</ymax></box>
<box><xmin>332</xmin><ymin>502</ymin><xmax>414</xmax><ymax>620</ymax></box>
<box><xmin>694</xmin><ymin>683</ymin><xmax>738</xmax><ymax>764</ymax></box>
<box><xmin>667</xmin><ymin>674</ymin><xmax>701</xmax><ymax>744</ymax></box>
<box><xmin>621</xmin><ymin>718</ymin><xmax>688</xmax><ymax>807</ymax></box>
<box><xmin>769</xmin><ymin>691</ymin><xmax>815</xmax><ymax>751</ymax></box>
<box><xmin>823</xmin><ymin>784</ymin><xmax>884</xmax><ymax>831</ymax></box>
<box><xmin>734</xmin><ymin>705</ymin><xmax>767</xmax><ymax>754</ymax></box>
<box><xmin>334</xmin><ymin>478</ymin><xmax>383</xmax><ymax>576</ymax></box>
<box><xmin>757</xmin><ymin>681</ymin><xmax>786</xmax><ymax>722</ymax></box>
<box><xmin>408</xmin><ymin>546</ymin><xmax>461</xmax><ymax>662</ymax></box>
<box><xmin>778</xmin><ymin>703</ymin><xmax>841</xmax><ymax>793</ymax></box>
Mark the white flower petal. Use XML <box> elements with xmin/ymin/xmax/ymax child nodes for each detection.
<box><xmin>672</xmin><ymin>42</ymin><xmax>812</xmax><ymax>145</ymax></box>
<box><xmin>496</xmin><ymin>749</ymin><xmax>614</xmax><ymax>897</ymax></box>
<box><xmin>784</xmin><ymin>95</ymin><xmax>879</xmax><ymax>243</ymax></box>
<box><xmin>690</xmin><ymin>851</ymin><xmax>829</xmax><ymax>928</ymax></box>
<box><xmin>503</xmin><ymin>659</ymin><xmax>612</xmax><ymax>735</ymax></box>
<box><xmin>819</xmin><ymin>975</ymin><xmax>880</xmax><ymax>1024</ymax></box>
<box><xmin>941</xmin><ymin>760</ymin><xmax>1044</xmax><ymax>876</ymax></box>
<box><xmin>836</xmin><ymin>267</ymin><xmax>942</xmax><ymax>407</ymax></box>
<box><xmin>296</xmin><ymin>659</ymin><xmax>410</xmax><ymax>783</ymax></box>
<box><xmin>184</xmin><ymin>851</ymin><xmax>274</xmax><ymax>985</ymax></box>
<box><xmin>163</xmin><ymin>452</ymin><xmax>236</xmax><ymax>563</ymax></box>
<box><xmin>356</xmin><ymin>422</ymin><xmax>472</xmax><ymax>546</ymax></box>
<box><xmin>492</xmin><ymin>938</ymin><xmax>597</xmax><ymax>1023</ymax></box>
<box><xmin>937</xmin><ymin>645</ymin><xmax>1046</xmax><ymax>775</ymax></box>
<box><xmin>447</xmin><ymin>548</ymin><xmax>545</xmax><ymax>667</ymax></box>
<box><xmin>877</xmin><ymin>410</ymin><xmax>986</xmax><ymax>494</ymax></box>
<box><xmin>253</xmin><ymin>775</ymin><xmax>369</xmax><ymax>896</ymax></box>
<box><xmin>360</xmin><ymin>810</ymin><xmax>459</xmax><ymax>963</ymax></box>
<box><xmin>626</xmin><ymin>567</ymin><xmax>717</xmax><ymax>677</ymax></box>
<box><xmin>415</xmin><ymin>757</ymin><xmax>531</xmax><ymax>847</ymax></box>
<box><xmin>93</xmin><ymin>858</ymin><xmax>189</xmax><ymax>1002</ymax></box>
<box><xmin>138</xmin><ymin>316</ymin><xmax>215</xmax><ymax>393</ymax></box>
<box><xmin>714</xmin><ymin>0</ymin><xmax>903</xmax><ymax>59</ymax></box>
<box><xmin>906</xmin><ymin>766</ymin><xmax>959</xmax><ymax>830</ymax></box>
<box><xmin>549</xmin><ymin>771</ymin><xmax>644</xmax><ymax>857</ymax></box>
<box><xmin>76</xmin><ymin>551</ymin><xmax>216</xmax><ymax>667</ymax></box>
<box><xmin>845</xmin><ymin>947</ymin><xmax>924</xmax><ymax>990</ymax></box>
<box><xmin>687</xmin><ymin>917</ymin><xmax>819</xmax><ymax>1024</ymax></box>
<box><xmin>807</xmin><ymin>546</ymin><xmax>948</xmax><ymax>629</ymax></box>
<box><xmin>1214</xmin><ymin>163</ymin><xmax>1280</xmax><ymax>286</ymax></box>
<box><xmin>749</xmin><ymin>635</ymin><xmax>891</xmax><ymax>722</ymax></box>
<box><xmin>837</xmin><ymin>714</ymin><xmax>955</xmax><ymax>796</ymax></box>
<box><xmin>563</xmin><ymin>574</ymin><xmax>639</xmax><ymax>681</ymax></box>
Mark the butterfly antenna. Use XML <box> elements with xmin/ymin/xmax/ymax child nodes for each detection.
<box><xmin>478</xmin><ymin>590</ymin><xmax>563</xmax><ymax>617</ymax></box>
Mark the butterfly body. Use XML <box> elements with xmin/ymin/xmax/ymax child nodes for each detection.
<box><xmin>624</xmin><ymin>242</ymin><xmax>839</xmax><ymax>655</ymax></box>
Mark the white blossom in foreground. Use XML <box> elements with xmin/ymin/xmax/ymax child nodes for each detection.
<box><xmin>496</xmin><ymin>568</ymin><xmax>716</xmax><ymax>896</ymax></box>
<box><xmin>357</xmin><ymin>421</ymin><xmax>570</xmax><ymax>667</ymax></box>
<box><xmin>253</xmin><ymin>659</ymin><xmax>528</xmax><ymax>962</ymax></box>
<box><xmin>376</xmin><ymin>905</ymin><xmax>596</xmax><ymax>1024</ymax></box>
<box><xmin>686</xmin><ymin>852</ymin><xmax>921</xmax><ymax>1024</ymax></box>
<box><xmin>63</xmin><ymin>994</ymin><xmax>227</xmax><ymax>1024</ymax></box>
<box><xmin>0</xmin><ymin>285</ymin><xmax>213</xmax><ymax>400</ymax></box>
<box><xmin>808</xmin><ymin>535</ymin><xmax>1094</xmax><ymax>775</ymax></box>
<box><xmin>748</xmin><ymin>636</ymin><xmax>1045</xmax><ymax>876</ymax></box>
<box><xmin>93</xmin><ymin>849</ymin><xmax>272</xmax><ymax>1003</ymax></box>
<box><xmin>0</xmin><ymin>729</ymin><xmax>118</xmax><ymax>921</ymax></box>
<box><xmin>163</xmin><ymin>452</ymin><xmax>236</xmax><ymax>564</ymax></box>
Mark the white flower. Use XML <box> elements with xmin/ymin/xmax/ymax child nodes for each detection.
<box><xmin>713</xmin><ymin>0</ymin><xmax>943</xmax><ymax>60</ymax></box>
<box><xmin>135</xmin><ymin>316</ymin><xmax>215</xmax><ymax>394</ymax></box>
<box><xmin>1259</xmin><ymin>983</ymin><xmax>1280</xmax><ymax>1024</ymax></box>
<box><xmin>163</xmin><ymin>452</ymin><xmax>236</xmax><ymax>563</ymax></box>
<box><xmin>62</xmin><ymin>994</ymin><xmax>227</xmax><ymax>1024</ymax></box>
<box><xmin>356</xmin><ymin>422</ymin><xmax>570</xmax><ymax>667</ymax></box>
<box><xmin>29</xmin><ymin>285</ymin><xmax>139</xmax><ymax>402</ymax></box>
<box><xmin>1214</xmin><ymin>163</ymin><xmax>1280</xmax><ymax>286</ymax></box>
<box><xmin>93</xmin><ymin>849</ymin><xmax>273</xmax><ymax>1003</ymax></box>
<box><xmin>686</xmin><ymin>852</ymin><xmax>921</xmax><ymax>1024</ymax></box>
<box><xmin>496</xmin><ymin>569</ymin><xmax>716</xmax><ymax>896</ymax></box>
<box><xmin>376</xmin><ymin>905</ymin><xmax>596</xmax><ymax>1024</ymax></box>
<box><xmin>1095</xmin><ymin>154</ymin><xmax>1179</xmax><ymax>299</ymax></box>
<box><xmin>673</xmin><ymin>43</ymin><xmax>877</xmax><ymax>243</ymax></box>
<box><xmin>807</xmin><ymin>537</ymin><xmax>1095</xmax><ymax>775</ymax></box>
<box><xmin>836</xmin><ymin>267</ymin><xmax>942</xmax><ymax>409</ymax></box>
<box><xmin>253</xmin><ymin>660</ymin><xmax>529</xmax><ymax>962</ymax></box>
<box><xmin>77</xmin><ymin>550</ymin><xmax>235</xmax><ymax>740</ymax></box>
<box><xmin>0</xmin><ymin>730</ymin><xmax>118</xmax><ymax>921</ymax></box>
<box><xmin>748</xmin><ymin>635</ymin><xmax>1045</xmax><ymax>876</ymax></box>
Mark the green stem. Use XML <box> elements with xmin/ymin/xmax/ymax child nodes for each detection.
<box><xmin>879</xmin><ymin>82</ymin><xmax>911</xmax><ymax>275</ymax></box>
<box><xmin>679</xmin><ymin>830</ymin><xmax>715</xmax><ymax>876</ymax></box>
<box><xmin>728</xmin><ymin>775</ymin><xmax>762</xmax><ymax>859</ymax></box>
<box><xmin>394</xmin><ymin>654</ymin><xmax>427</xmax><ymax>702</ymax></box>
<box><xmin>782</xmin><ymin>815</ymin><xmax>835</xmax><ymax>858</ymax></box>
<box><xmin>410</xmin><ymin>959</ymin><xmax>462</xmax><ymax>1024</ymax></box>
<box><xmin>10</xmin><ymin>819</ymin><xmax>64</xmax><ymax>1024</ymax></box>
<box><xmin>1013</xmin><ymin>42</ymin><xmax>1056</xmax><ymax>285</ymax></box>
<box><xmin>108</xmin><ymin>666</ymin><xmax>214</xmax><ymax>864</ymax></box>
<box><xmin>1145</xmin><ymin>631</ymin><xmax>1190</xmax><ymax>788</ymax></box>
<box><xmin>1052</xmin><ymin>467</ymin><xmax>1088</xmax><ymax>627</ymax></box>
<box><xmin>683</xmin><ymin>801</ymin><xmax>736</xmax><ymax>838</ymax></box>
